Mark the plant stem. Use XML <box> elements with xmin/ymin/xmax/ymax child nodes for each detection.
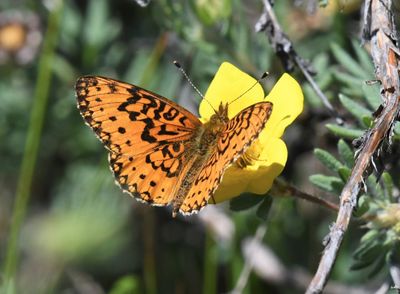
<box><xmin>272</xmin><ymin>178</ymin><xmax>339</xmax><ymax>212</ymax></box>
<box><xmin>3</xmin><ymin>2</ymin><xmax>63</xmax><ymax>283</ymax></box>
<box><xmin>203</xmin><ymin>229</ymin><xmax>217</xmax><ymax>294</ymax></box>
<box><xmin>143</xmin><ymin>208</ymin><xmax>157</xmax><ymax>294</ymax></box>
<box><xmin>139</xmin><ymin>33</ymin><xmax>168</xmax><ymax>88</ymax></box>
<box><xmin>230</xmin><ymin>223</ymin><xmax>268</xmax><ymax>294</ymax></box>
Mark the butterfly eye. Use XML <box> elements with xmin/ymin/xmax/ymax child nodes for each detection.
<box><xmin>210</xmin><ymin>114</ymin><xmax>221</xmax><ymax>125</ymax></box>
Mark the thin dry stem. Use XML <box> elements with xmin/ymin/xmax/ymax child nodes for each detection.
<box><xmin>271</xmin><ymin>178</ymin><xmax>339</xmax><ymax>212</ymax></box>
<box><xmin>256</xmin><ymin>0</ymin><xmax>343</xmax><ymax>124</ymax></box>
<box><xmin>230</xmin><ymin>223</ymin><xmax>268</xmax><ymax>294</ymax></box>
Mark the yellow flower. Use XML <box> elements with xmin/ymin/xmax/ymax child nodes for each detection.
<box><xmin>199</xmin><ymin>62</ymin><xmax>304</xmax><ymax>203</ymax></box>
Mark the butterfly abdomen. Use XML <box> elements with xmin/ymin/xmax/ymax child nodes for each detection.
<box><xmin>172</xmin><ymin>153</ymin><xmax>211</xmax><ymax>217</ymax></box>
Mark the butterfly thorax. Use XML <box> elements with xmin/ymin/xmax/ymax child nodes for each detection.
<box><xmin>199</xmin><ymin>104</ymin><xmax>229</xmax><ymax>149</ymax></box>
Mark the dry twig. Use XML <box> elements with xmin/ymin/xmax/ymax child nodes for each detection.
<box><xmin>271</xmin><ymin>178</ymin><xmax>339</xmax><ymax>212</ymax></box>
<box><xmin>230</xmin><ymin>223</ymin><xmax>268</xmax><ymax>294</ymax></box>
<box><xmin>255</xmin><ymin>0</ymin><xmax>343</xmax><ymax>124</ymax></box>
<box><xmin>306</xmin><ymin>0</ymin><xmax>400</xmax><ymax>292</ymax></box>
<box><xmin>389</xmin><ymin>259</ymin><xmax>400</xmax><ymax>291</ymax></box>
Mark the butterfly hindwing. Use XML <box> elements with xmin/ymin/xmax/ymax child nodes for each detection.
<box><xmin>109</xmin><ymin>141</ymin><xmax>192</xmax><ymax>206</ymax></box>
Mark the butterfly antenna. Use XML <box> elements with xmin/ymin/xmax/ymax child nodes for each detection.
<box><xmin>228</xmin><ymin>71</ymin><xmax>269</xmax><ymax>106</ymax></box>
<box><xmin>173</xmin><ymin>61</ymin><xmax>217</xmax><ymax>114</ymax></box>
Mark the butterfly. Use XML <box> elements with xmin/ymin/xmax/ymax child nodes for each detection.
<box><xmin>75</xmin><ymin>74</ymin><xmax>273</xmax><ymax>217</ymax></box>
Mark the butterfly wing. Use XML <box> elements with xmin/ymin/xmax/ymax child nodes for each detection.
<box><xmin>76</xmin><ymin>76</ymin><xmax>201</xmax><ymax>154</ymax></box>
<box><xmin>76</xmin><ymin>76</ymin><xmax>202</xmax><ymax>206</ymax></box>
<box><xmin>108</xmin><ymin>142</ymin><xmax>195</xmax><ymax>205</ymax></box>
<box><xmin>179</xmin><ymin>102</ymin><xmax>273</xmax><ymax>214</ymax></box>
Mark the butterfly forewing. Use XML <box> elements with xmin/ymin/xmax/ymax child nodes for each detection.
<box><xmin>76</xmin><ymin>76</ymin><xmax>201</xmax><ymax>155</ymax></box>
<box><xmin>179</xmin><ymin>102</ymin><xmax>273</xmax><ymax>214</ymax></box>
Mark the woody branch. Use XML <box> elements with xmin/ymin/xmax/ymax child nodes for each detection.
<box><xmin>306</xmin><ymin>0</ymin><xmax>400</xmax><ymax>292</ymax></box>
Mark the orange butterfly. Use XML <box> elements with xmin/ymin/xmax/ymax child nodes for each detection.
<box><xmin>75</xmin><ymin>75</ymin><xmax>272</xmax><ymax>217</ymax></box>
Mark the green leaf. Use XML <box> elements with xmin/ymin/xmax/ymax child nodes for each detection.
<box><xmin>337</xmin><ymin>139</ymin><xmax>354</xmax><ymax>167</ymax></box>
<box><xmin>51</xmin><ymin>55</ymin><xmax>76</xmax><ymax>83</ymax></box>
<box><xmin>361</xmin><ymin>82</ymin><xmax>381</xmax><ymax>109</ymax></box>
<box><xmin>367</xmin><ymin>252</ymin><xmax>387</xmax><ymax>278</ymax></box>
<box><xmin>341</xmin><ymin>86</ymin><xmax>364</xmax><ymax>97</ymax></box>
<box><xmin>309</xmin><ymin>175</ymin><xmax>343</xmax><ymax>194</ymax></box>
<box><xmin>317</xmin><ymin>71</ymin><xmax>334</xmax><ymax>90</ymax></box>
<box><xmin>351</xmin><ymin>39</ymin><xmax>375</xmax><ymax>74</ymax></box>
<box><xmin>384</xmin><ymin>230</ymin><xmax>398</xmax><ymax>246</ymax></box>
<box><xmin>84</xmin><ymin>0</ymin><xmax>110</xmax><ymax>46</ymax></box>
<box><xmin>338</xmin><ymin>94</ymin><xmax>371</xmax><ymax>124</ymax></box>
<box><xmin>354</xmin><ymin>195</ymin><xmax>370</xmax><ymax>217</ymax></box>
<box><xmin>360</xmin><ymin>229</ymin><xmax>380</xmax><ymax>243</ymax></box>
<box><xmin>326</xmin><ymin>124</ymin><xmax>365</xmax><ymax>139</ymax></box>
<box><xmin>82</xmin><ymin>0</ymin><xmax>121</xmax><ymax>66</ymax></box>
<box><xmin>312</xmin><ymin>54</ymin><xmax>334</xmax><ymax>89</ymax></box>
<box><xmin>350</xmin><ymin>255</ymin><xmax>377</xmax><ymax>271</ymax></box>
<box><xmin>382</xmin><ymin>172</ymin><xmax>394</xmax><ymax>200</ymax></box>
<box><xmin>394</xmin><ymin>123</ymin><xmax>400</xmax><ymax>136</ymax></box>
<box><xmin>366</xmin><ymin>174</ymin><xmax>385</xmax><ymax>199</ymax></box>
<box><xmin>333</xmin><ymin>71</ymin><xmax>364</xmax><ymax>88</ymax></box>
<box><xmin>331</xmin><ymin>43</ymin><xmax>369</xmax><ymax>79</ymax></box>
<box><xmin>0</xmin><ymin>279</ymin><xmax>16</xmax><ymax>294</ymax></box>
<box><xmin>109</xmin><ymin>275</ymin><xmax>141</xmax><ymax>294</ymax></box>
<box><xmin>319</xmin><ymin>0</ymin><xmax>329</xmax><ymax>7</ymax></box>
<box><xmin>303</xmin><ymin>54</ymin><xmax>335</xmax><ymax>107</ymax></box>
<box><xmin>314</xmin><ymin>148</ymin><xmax>343</xmax><ymax>172</ymax></box>
<box><xmin>313</xmin><ymin>53</ymin><xmax>330</xmax><ymax>73</ymax></box>
<box><xmin>229</xmin><ymin>193</ymin><xmax>264</xmax><ymax>211</ymax></box>
<box><xmin>303</xmin><ymin>83</ymin><xmax>323</xmax><ymax>107</ymax></box>
<box><xmin>123</xmin><ymin>49</ymin><xmax>154</xmax><ymax>84</ymax></box>
<box><xmin>361</xmin><ymin>115</ymin><xmax>373</xmax><ymax>128</ymax></box>
<box><xmin>353</xmin><ymin>237</ymin><xmax>382</xmax><ymax>261</ymax></box>
<box><xmin>338</xmin><ymin>167</ymin><xmax>351</xmax><ymax>182</ymax></box>
<box><xmin>158</xmin><ymin>65</ymin><xmax>183</xmax><ymax>98</ymax></box>
<box><xmin>192</xmin><ymin>0</ymin><xmax>232</xmax><ymax>25</ymax></box>
<box><xmin>256</xmin><ymin>197</ymin><xmax>273</xmax><ymax>221</ymax></box>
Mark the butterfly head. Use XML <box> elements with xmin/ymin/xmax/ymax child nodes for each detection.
<box><xmin>213</xmin><ymin>102</ymin><xmax>229</xmax><ymax>122</ymax></box>
<box><xmin>205</xmin><ymin>103</ymin><xmax>229</xmax><ymax>134</ymax></box>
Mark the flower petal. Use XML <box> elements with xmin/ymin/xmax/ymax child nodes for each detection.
<box><xmin>213</xmin><ymin>138</ymin><xmax>287</xmax><ymax>203</ymax></box>
<box><xmin>198</xmin><ymin>63</ymin><xmax>304</xmax><ymax>203</ymax></box>
<box><xmin>199</xmin><ymin>62</ymin><xmax>265</xmax><ymax>120</ymax></box>
<box><xmin>247</xmin><ymin>138</ymin><xmax>287</xmax><ymax>193</ymax></box>
<box><xmin>263</xmin><ymin>73</ymin><xmax>304</xmax><ymax>139</ymax></box>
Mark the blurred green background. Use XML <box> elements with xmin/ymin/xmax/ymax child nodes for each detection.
<box><xmin>0</xmin><ymin>0</ymin><xmax>386</xmax><ymax>293</ymax></box>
